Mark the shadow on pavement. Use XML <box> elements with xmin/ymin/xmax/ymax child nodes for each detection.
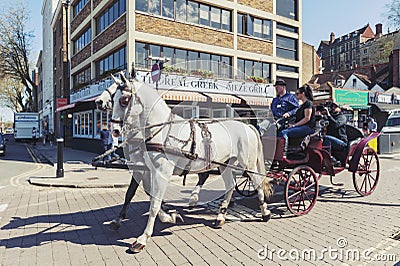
<box><xmin>0</xmin><ymin>201</ymin><xmax>223</xmax><ymax>250</ymax></box>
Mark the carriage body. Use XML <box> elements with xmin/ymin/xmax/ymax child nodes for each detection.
<box><xmin>242</xmin><ymin>124</ymin><xmax>381</xmax><ymax>216</ymax></box>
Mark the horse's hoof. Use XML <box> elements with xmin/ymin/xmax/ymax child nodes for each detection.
<box><xmin>172</xmin><ymin>212</ymin><xmax>184</xmax><ymax>224</ymax></box>
<box><xmin>130</xmin><ymin>241</ymin><xmax>145</xmax><ymax>253</ymax></box>
<box><xmin>213</xmin><ymin>219</ymin><xmax>225</xmax><ymax>229</ymax></box>
<box><xmin>110</xmin><ymin>220</ymin><xmax>121</xmax><ymax>230</ymax></box>
<box><xmin>262</xmin><ymin>213</ymin><xmax>271</xmax><ymax>222</ymax></box>
<box><xmin>188</xmin><ymin>199</ymin><xmax>198</xmax><ymax>207</ymax></box>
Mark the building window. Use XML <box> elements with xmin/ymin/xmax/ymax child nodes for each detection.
<box><xmin>137</xmin><ymin>0</ymin><xmax>231</xmax><ymax>31</ymax></box>
<box><xmin>135</xmin><ymin>42</ymin><xmax>232</xmax><ymax>78</ymax></box>
<box><xmin>276</xmin><ymin>0</ymin><xmax>298</xmax><ymax>20</ymax></box>
<box><xmin>94</xmin><ymin>110</ymin><xmax>112</xmax><ymax>139</ymax></box>
<box><xmin>162</xmin><ymin>0</ymin><xmax>174</xmax><ymax>18</ymax></box>
<box><xmin>237</xmin><ymin>13</ymin><xmax>272</xmax><ymax>40</ymax></box>
<box><xmin>72</xmin><ymin>66</ymin><xmax>91</xmax><ymax>90</ymax></box>
<box><xmin>73</xmin><ymin>0</ymin><xmax>89</xmax><ymax>18</ymax></box>
<box><xmin>277</xmin><ymin>23</ymin><xmax>298</xmax><ymax>33</ymax></box>
<box><xmin>96</xmin><ymin>46</ymin><xmax>127</xmax><ymax>78</ymax></box>
<box><xmin>96</xmin><ymin>0</ymin><xmax>126</xmax><ymax>35</ymax></box>
<box><xmin>73</xmin><ymin>111</ymin><xmax>93</xmax><ymax>138</ymax></box>
<box><xmin>276</xmin><ymin>64</ymin><xmax>298</xmax><ymax>73</ymax></box>
<box><xmin>73</xmin><ymin>27</ymin><xmax>91</xmax><ymax>54</ymax></box>
<box><xmin>237</xmin><ymin>59</ymin><xmax>271</xmax><ymax>81</ymax></box>
<box><xmin>276</xmin><ymin>35</ymin><xmax>297</xmax><ymax>60</ymax></box>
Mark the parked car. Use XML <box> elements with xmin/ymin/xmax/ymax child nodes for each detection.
<box><xmin>0</xmin><ymin>133</ymin><xmax>7</xmax><ymax>156</ymax></box>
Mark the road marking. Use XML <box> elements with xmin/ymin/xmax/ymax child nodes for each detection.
<box><xmin>0</xmin><ymin>186</ymin><xmax>6</xmax><ymax>190</ymax></box>
<box><xmin>25</xmin><ymin>143</ymin><xmax>40</xmax><ymax>163</ymax></box>
<box><xmin>10</xmin><ymin>164</ymin><xmax>45</xmax><ymax>187</ymax></box>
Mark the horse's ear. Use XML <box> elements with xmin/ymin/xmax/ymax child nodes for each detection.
<box><xmin>111</xmin><ymin>73</ymin><xmax>122</xmax><ymax>85</ymax></box>
<box><xmin>120</xmin><ymin>71</ymin><xmax>128</xmax><ymax>84</ymax></box>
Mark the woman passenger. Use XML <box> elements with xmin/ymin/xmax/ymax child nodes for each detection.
<box><xmin>278</xmin><ymin>85</ymin><xmax>316</xmax><ymax>156</ymax></box>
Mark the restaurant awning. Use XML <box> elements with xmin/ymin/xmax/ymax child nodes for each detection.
<box><xmin>157</xmin><ymin>90</ymin><xmax>207</xmax><ymax>102</ymax></box>
<box><xmin>238</xmin><ymin>95</ymin><xmax>272</xmax><ymax>106</ymax></box>
<box><xmin>203</xmin><ymin>93</ymin><xmax>241</xmax><ymax>104</ymax></box>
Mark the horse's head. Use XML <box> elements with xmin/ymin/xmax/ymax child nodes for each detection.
<box><xmin>95</xmin><ymin>73</ymin><xmax>124</xmax><ymax>111</ymax></box>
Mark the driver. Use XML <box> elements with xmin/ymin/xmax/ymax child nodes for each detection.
<box><xmin>271</xmin><ymin>79</ymin><xmax>299</xmax><ymax>121</ymax></box>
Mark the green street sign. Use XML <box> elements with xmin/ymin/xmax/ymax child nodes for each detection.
<box><xmin>333</xmin><ymin>89</ymin><xmax>369</xmax><ymax>107</ymax></box>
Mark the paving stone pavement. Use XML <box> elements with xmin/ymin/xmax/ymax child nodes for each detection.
<box><xmin>0</xmin><ymin>152</ymin><xmax>399</xmax><ymax>265</ymax></box>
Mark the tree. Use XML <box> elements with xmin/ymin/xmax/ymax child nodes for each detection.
<box><xmin>0</xmin><ymin>77</ymin><xmax>24</xmax><ymax>112</ymax></box>
<box><xmin>385</xmin><ymin>0</ymin><xmax>400</xmax><ymax>30</ymax></box>
<box><xmin>0</xmin><ymin>2</ymin><xmax>37</xmax><ymax>112</ymax></box>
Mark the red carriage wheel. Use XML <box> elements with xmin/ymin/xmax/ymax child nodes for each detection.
<box><xmin>285</xmin><ymin>166</ymin><xmax>319</xmax><ymax>215</ymax></box>
<box><xmin>352</xmin><ymin>146</ymin><xmax>379</xmax><ymax>196</ymax></box>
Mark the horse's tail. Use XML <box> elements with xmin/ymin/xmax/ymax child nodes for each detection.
<box><xmin>248</xmin><ymin>125</ymin><xmax>273</xmax><ymax>199</ymax></box>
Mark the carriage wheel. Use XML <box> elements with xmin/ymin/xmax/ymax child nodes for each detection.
<box><xmin>235</xmin><ymin>173</ymin><xmax>257</xmax><ymax>197</ymax></box>
<box><xmin>285</xmin><ymin>166</ymin><xmax>319</xmax><ymax>215</ymax></box>
<box><xmin>352</xmin><ymin>147</ymin><xmax>379</xmax><ymax>196</ymax></box>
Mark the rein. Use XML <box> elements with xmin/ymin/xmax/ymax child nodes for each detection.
<box><xmin>121</xmin><ymin>116</ymin><xmax>268</xmax><ymax>134</ymax></box>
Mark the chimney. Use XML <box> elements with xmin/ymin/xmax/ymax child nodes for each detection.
<box><xmin>375</xmin><ymin>23</ymin><xmax>382</xmax><ymax>38</ymax></box>
<box><xmin>330</xmin><ymin>32</ymin><xmax>335</xmax><ymax>44</ymax></box>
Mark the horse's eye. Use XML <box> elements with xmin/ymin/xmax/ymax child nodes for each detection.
<box><xmin>119</xmin><ymin>95</ymin><xmax>131</xmax><ymax>107</ymax></box>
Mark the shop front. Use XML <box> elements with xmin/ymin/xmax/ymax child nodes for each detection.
<box><xmin>62</xmin><ymin>71</ymin><xmax>274</xmax><ymax>153</ymax></box>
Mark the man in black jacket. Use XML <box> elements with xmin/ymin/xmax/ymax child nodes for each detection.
<box><xmin>322</xmin><ymin>102</ymin><xmax>348</xmax><ymax>165</ymax></box>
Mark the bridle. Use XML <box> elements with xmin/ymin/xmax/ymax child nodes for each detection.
<box><xmin>106</xmin><ymin>83</ymin><xmax>136</xmax><ymax>124</ymax></box>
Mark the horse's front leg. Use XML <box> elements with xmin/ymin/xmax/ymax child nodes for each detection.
<box><xmin>130</xmin><ymin>157</ymin><xmax>173</xmax><ymax>253</ymax></box>
<box><xmin>214</xmin><ymin>167</ymin><xmax>235</xmax><ymax>229</ymax></box>
<box><xmin>110</xmin><ymin>173</ymin><xmax>141</xmax><ymax>230</ymax></box>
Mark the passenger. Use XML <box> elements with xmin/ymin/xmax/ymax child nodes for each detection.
<box><xmin>278</xmin><ymin>85</ymin><xmax>315</xmax><ymax>155</ymax></box>
<box><xmin>271</xmin><ymin>78</ymin><xmax>299</xmax><ymax>121</ymax></box>
<box><xmin>322</xmin><ymin>102</ymin><xmax>348</xmax><ymax>166</ymax></box>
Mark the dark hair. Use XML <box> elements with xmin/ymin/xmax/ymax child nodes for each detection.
<box><xmin>297</xmin><ymin>85</ymin><xmax>314</xmax><ymax>101</ymax></box>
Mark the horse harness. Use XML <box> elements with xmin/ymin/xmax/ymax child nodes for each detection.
<box><xmin>146</xmin><ymin>115</ymin><xmax>213</xmax><ymax>185</ymax></box>
<box><xmin>110</xmin><ymin>83</ymin><xmax>266</xmax><ymax>181</ymax></box>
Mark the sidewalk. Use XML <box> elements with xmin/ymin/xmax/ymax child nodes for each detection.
<box><xmin>27</xmin><ymin>142</ymin><xmax>133</xmax><ymax>188</ymax></box>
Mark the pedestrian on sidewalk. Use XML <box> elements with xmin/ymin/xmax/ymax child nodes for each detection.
<box><xmin>48</xmin><ymin>129</ymin><xmax>55</xmax><ymax>146</ymax></box>
<box><xmin>42</xmin><ymin>128</ymin><xmax>48</xmax><ymax>145</ymax></box>
<box><xmin>100</xmin><ymin>125</ymin><xmax>111</xmax><ymax>162</ymax></box>
<box><xmin>32</xmin><ymin>127</ymin><xmax>37</xmax><ymax>146</ymax></box>
<box><xmin>110</xmin><ymin>129</ymin><xmax>120</xmax><ymax>160</ymax></box>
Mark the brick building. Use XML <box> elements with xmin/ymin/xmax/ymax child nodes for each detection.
<box><xmin>318</xmin><ymin>24</ymin><xmax>376</xmax><ymax>73</ymax></box>
<box><xmin>65</xmin><ymin>0</ymin><xmax>302</xmax><ymax>152</ymax></box>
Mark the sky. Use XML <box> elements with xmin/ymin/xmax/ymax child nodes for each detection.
<box><xmin>302</xmin><ymin>0</ymin><xmax>392</xmax><ymax>47</ymax></box>
<box><xmin>0</xmin><ymin>0</ymin><xmax>395</xmax><ymax>122</ymax></box>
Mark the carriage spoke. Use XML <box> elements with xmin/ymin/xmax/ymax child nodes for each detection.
<box><xmin>287</xmin><ymin>190</ymin><xmax>302</xmax><ymax>200</ymax></box>
<box><xmin>237</xmin><ymin>178</ymin><xmax>248</xmax><ymax>188</ymax></box>
<box><xmin>304</xmin><ymin>191</ymin><xmax>314</xmax><ymax>204</ymax></box>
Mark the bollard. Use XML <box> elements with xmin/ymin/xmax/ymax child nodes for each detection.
<box><xmin>56</xmin><ymin>138</ymin><xmax>64</xmax><ymax>178</ymax></box>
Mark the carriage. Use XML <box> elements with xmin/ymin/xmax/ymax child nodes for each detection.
<box><xmin>234</xmin><ymin>117</ymin><xmax>380</xmax><ymax>216</ymax></box>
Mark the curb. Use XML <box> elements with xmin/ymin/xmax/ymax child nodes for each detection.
<box><xmin>27</xmin><ymin>144</ymin><xmax>54</xmax><ymax>166</ymax></box>
<box><xmin>28</xmin><ymin>177</ymin><xmax>129</xmax><ymax>188</ymax></box>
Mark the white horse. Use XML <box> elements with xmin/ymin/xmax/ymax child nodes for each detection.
<box><xmin>96</xmin><ymin>73</ymin><xmax>273</xmax><ymax>253</ymax></box>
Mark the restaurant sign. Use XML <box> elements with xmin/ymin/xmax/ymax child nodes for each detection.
<box><xmin>135</xmin><ymin>71</ymin><xmax>275</xmax><ymax>97</ymax></box>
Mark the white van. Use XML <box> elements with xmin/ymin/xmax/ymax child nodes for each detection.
<box><xmin>381</xmin><ymin>109</ymin><xmax>400</xmax><ymax>133</ymax></box>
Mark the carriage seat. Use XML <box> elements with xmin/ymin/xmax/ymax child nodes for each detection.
<box><xmin>287</xmin><ymin>128</ymin><xmax>322</xmax><ymax>153</ymax></box>
<box><xmin>345</xmin><ymin>124</ymin><xmax>363</xmax><ymax>151</ymax></box>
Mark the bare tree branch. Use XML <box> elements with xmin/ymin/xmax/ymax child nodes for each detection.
<box><xmin>385</xmin><ymin>0</ymin><xmax>400</xmax><ymax>31</ymax></box>
<box><xmin>0</xmin><ymin>2</ymin><xmax>36</xmax><ymax>112</ymax></box>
